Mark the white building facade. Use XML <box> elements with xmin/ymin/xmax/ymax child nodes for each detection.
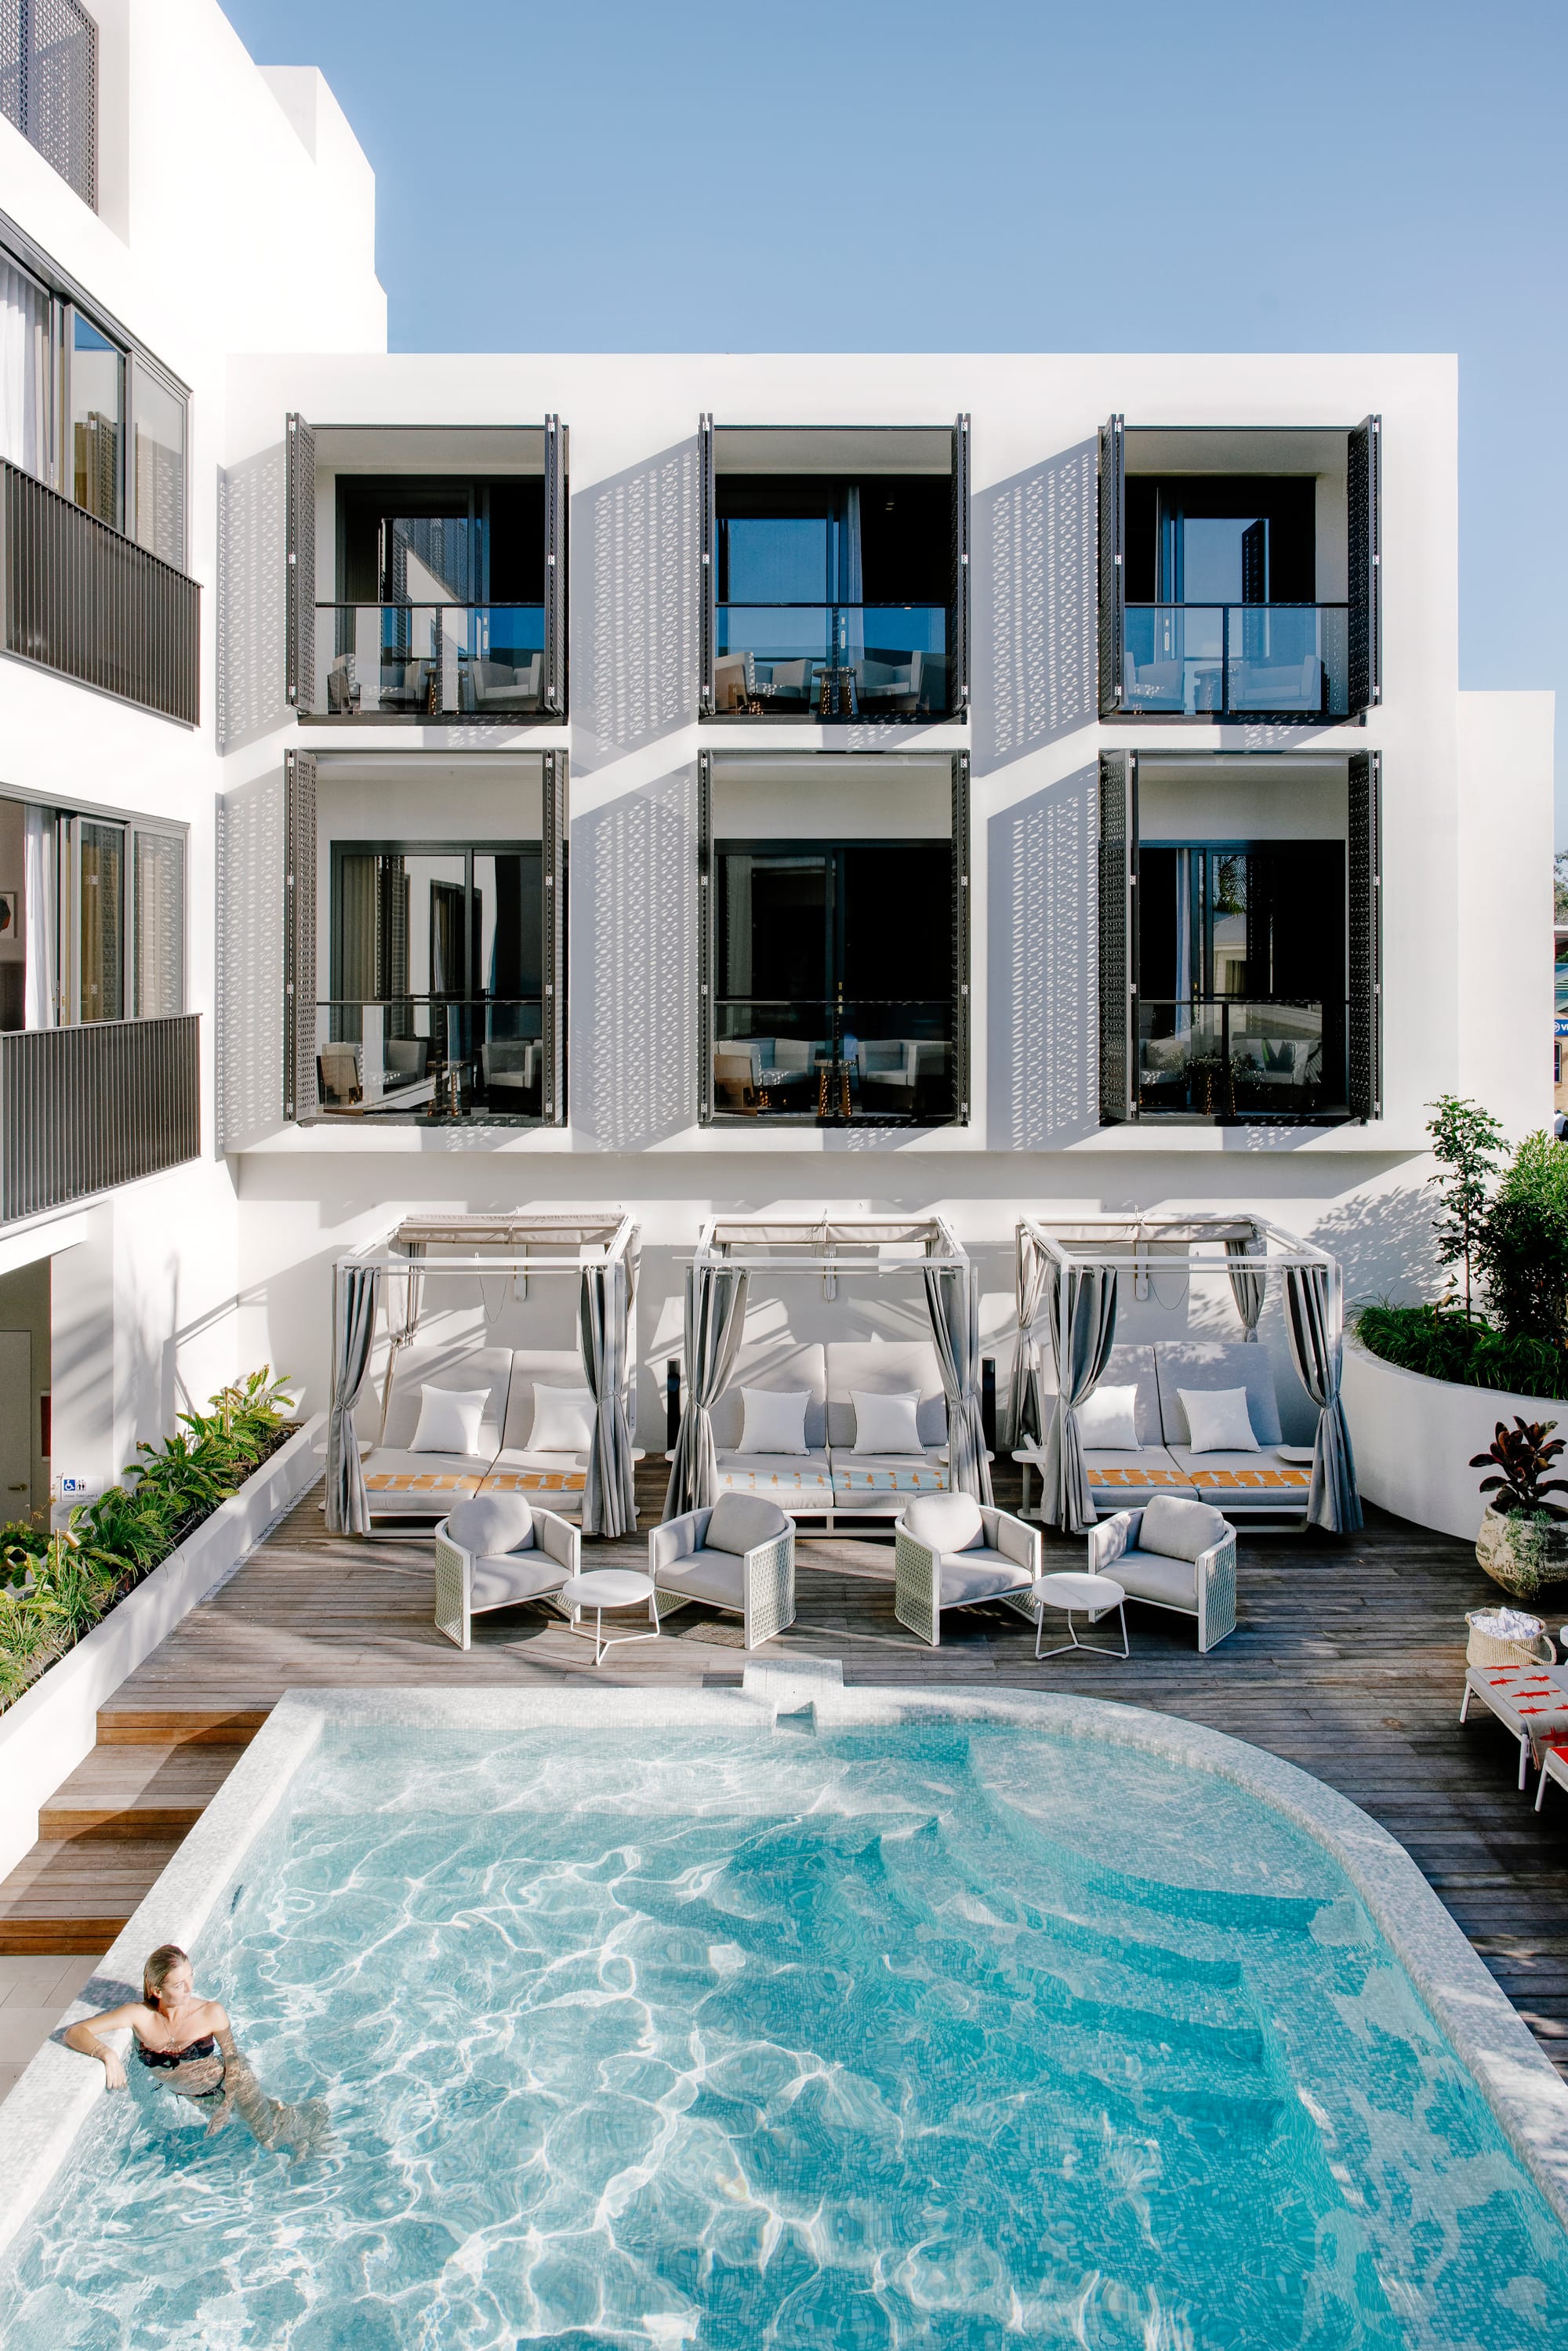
<box><xmin>0</xmin><ymin>0</ymin><xmax>1552</xmax><ymax>1504</ymax></box>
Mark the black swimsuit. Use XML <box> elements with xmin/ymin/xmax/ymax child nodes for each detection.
<box><xmin>136</xmin><ymin>2032</ymin><xmax>217</xmax><ymax>2070</ymax></box>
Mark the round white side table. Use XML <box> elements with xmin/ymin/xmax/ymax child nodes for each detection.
<box><xmin>560</xmin><ymin>1569</ymin><xmax>662</xmax><ymax>1667</ymax></box>
<box><xmin>1031</xmin><ymin>1569</ymin><xmax>1128</xmax><ymax>1661</ymax></box>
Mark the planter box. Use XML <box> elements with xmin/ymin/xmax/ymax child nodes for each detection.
<box><xmin>1344</xmin><ymin>1333</ymin><xmax>1568</xmax><ymax>1543</ymax></box>
<box><xmin>0</xmin><ymin>1413</ymin><xmax>325</xmax><ymax>1885</ymax></box>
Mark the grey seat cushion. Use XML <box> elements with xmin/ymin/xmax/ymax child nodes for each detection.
<box><xmin>470</xmin><ymin>1555</ymin><xmax>564</xmax><ymax>1609</ymax></box>
<box><xmin>1140</xmin><ymin>1493</ymin><xmax>1228</xmax><ymax>1562</ymax></box>
<box><xmin>938</xmin><ymin>1552</ymin><xmax>1033</xmax><ymax>1605</ymax></box>
<box><xmin>902</xmin><ymin>1491</ymin><xmax>984</xmax><ymax>1551</ymax></box>
<box><xmin>446</xmin><ymin>1494</ymin><xmax>534</xmax><ymax>1554</ymax></box>
<box><xmin>706</xmin><ymin>1492</ymin><xmax>790</xmax><ymax>1555</ymax></box>
<box><xmin>655</xmin><ymin>1551</ymin><xmax>746</xmax><ymax>1610</ymax></box>
<box><xmin>1114</xmin><ymin>1548</ymin><xmax>1200</xmax><ymax>1610</ymax></box>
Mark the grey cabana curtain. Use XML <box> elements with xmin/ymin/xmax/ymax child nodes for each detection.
<box><xmin>1041</xmin><ymin>1263</ymin><xmax>1119</xmax><ymax>1534</ymax></box>
<box><xmin>1285</xmin><ymin>1262</ymin><xmax>1362</xmax><ymax>1534</ymax></box>
<box><xmin>664</xmin><ymin>1264</ymin><xmax>749</xmax><ymax>1516</ymax></box>
<box><xmin>924</xmin><ymin>1264</ymin><xmax>993</xmax><ymax>1505</ymax></box>
<box><xmin>579</xmin><ymin>1259</ymin><xmax>637</xmax><ymax>1539</ymax></box>
<box><xmin>378</xmin><ymin>1245</ymin><xmax>424</xmax><ymax>1438</ymax></box>
<box><xmin>1225</xmin><ymin>1233</ymin><xmax>1267</xmax><ymax>1343</ymax></box>
<box><xmin>325</xmin><ymin>1264</ymin><xmax>378</xmax><ymax>1535</ymax></box>
<box><xmin>1008</xmin><ymin>1224</ymin><xmax>1051</xmax><ymax>1448</ymax></box>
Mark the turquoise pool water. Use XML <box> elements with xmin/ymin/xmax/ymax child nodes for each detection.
<box><xmin>2</xmin><ymin>1722</ymin><xmax>1566</xmax><ymax>2347</ymax></box>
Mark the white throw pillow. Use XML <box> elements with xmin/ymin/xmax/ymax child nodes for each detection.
<box><xmin>851</xmin><ymin>1390</ymin><xmax>924</xmax><ymax>1455</ymax></box>
<box><xmin>526</xmin><ymin>1384</ymin><xmax>597</xmax><ymax>1454</ymax></box>
<box><xmin>738</xmin><ymin>1387</ymin><xmax>810</xmax><ymax>1456</ymax></box>
<box><xmin>1179</xmin><ymin>1385</ymin><xmax>1259</xmax><ymax>1454</ymax></box>
<box><xmin>410</xmin><ymin>1386</ymin><xmax>491</xmax><ymax>1456</ymax></box>
<box><xmin>1075</xmin><ymin>1384</ymin><xmax>1140</xmax><ymax>1450</ymax></box>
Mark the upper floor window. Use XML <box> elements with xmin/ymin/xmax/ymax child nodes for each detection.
<box><xmin>0</xmin><ymin>0</ymin><xmax>97</xmax><ymax>211</ymax></box>
<box><xmin>0</xmin><ymin>791</ymin><xmax>185</xmax><ymax>1032</ymax></box>
<box><xmin>0</xmin><ymin>238</ymin><xmax>188</xmax><ymax>568</ymax></box>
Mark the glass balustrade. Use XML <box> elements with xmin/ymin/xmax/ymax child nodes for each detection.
<box><xmin>312</xmin><ymin>605</ymin><xmax>546</xmax><ymax>717</ymax></box>
<box><xmin>713</xmin><ymin>604</ymin><xmax>949</xmax><ymax>717</ymax></box>
<box><xmin>713</xmin><ymin>999</ymin><xmax>956</xmax><ymax>1121</ymax></box>
<box><xmin>314</xmin><ymin>1000</ymin><xmax>544</xmax><ymax>1118</ymax></box>
<box><xmin>1122</xmin><ymin>605</ymin><xmax>1348</xmax><ymax>717</ymax></box>
<box><xmin>1137</xmin><ymin>999</ymin><xmax>1347</xmax><ymax>1119</ymax></box>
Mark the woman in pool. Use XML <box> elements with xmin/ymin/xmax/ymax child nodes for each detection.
<box><xmin>64</xmin><ymin>1943</ymin><xmax>328</xmax><ymax>2157</ymax></box>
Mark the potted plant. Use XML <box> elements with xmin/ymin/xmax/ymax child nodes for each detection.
<box><xmin>1470</xmin><ymin>1417</ymin><xmax>1568</xmax><ymax>1598</ymax></box>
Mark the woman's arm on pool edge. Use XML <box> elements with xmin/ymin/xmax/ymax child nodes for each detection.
<box><xmin>64</xmin><ymin>2001</ymin><xmax>148</xmax><ymax>2090</ymax></box>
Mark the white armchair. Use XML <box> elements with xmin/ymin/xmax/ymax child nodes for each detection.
<box><xmin>434</xmin><ymin>1493</ymin><xmax>579</xmax><ymax>1651</ymax></box>
<box><xmin>650</xmin><ymin>1493</ymin><xmax>795</xmax><ymax>1649</ymax></box>
<box><xmin>894</xmin><ymin>1490</ymin><xmax>1040</xmax><ymax>1648</ymax></box>
<box><xmin>1088</xmin><ymin>1494</ymin><xmax>1237</xmax><ymax>1653</ymax></box>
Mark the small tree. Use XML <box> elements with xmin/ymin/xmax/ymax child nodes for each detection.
<box><xmin>1426</xmin><ymin>1095</ymin><xmax>1504</xmax><ymax>1319</ymax></box>
<box><xmin>1555</xmin><ymin>851</ymin><xmax>1568</xmax><ymax>924</ymax></box>
<box><xmin>1474</xmin><ymin>1130</ymin><xmax>1568</xmax><ymax>1352</ymax></box>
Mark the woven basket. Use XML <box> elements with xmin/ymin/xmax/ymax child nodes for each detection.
<box><xmin>1466</xmin><ymin>1609</ymin><xmax>1557</xmax><ymax>1668</ymax></box>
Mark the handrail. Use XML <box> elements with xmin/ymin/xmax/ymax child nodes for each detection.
<box><xmin>0</xmin><ymin>1015</ymin><xmax>200</xmax><ymax>1223</ymax></box>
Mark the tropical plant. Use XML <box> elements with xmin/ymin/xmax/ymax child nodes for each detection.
<box><xmin>1473</xmin><ymin>1129</ymin><xmax>1568</xmax><ymax>1352</ymax></box>
<box><xmin>1470</xmin><ymin>1419</ymin><xmax>1568</xmax><ymax>1520</ymax></box>
<box><xmin>1426</xmin><ymin>1095</ymin><xmax>1504</xmax><ymax>1319</ymax></box>
<box><xmin>1353</xmin><ymin>1301</ymin><xmax>1568</xmax><ymax>1399</ymax></box>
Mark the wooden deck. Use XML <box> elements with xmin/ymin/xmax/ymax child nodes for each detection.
<box><xmin>5</xmin><ymin>1467</ymin><xmax>1568</xmax><ymax>2083</ymax></box>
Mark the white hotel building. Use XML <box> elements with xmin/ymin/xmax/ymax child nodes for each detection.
<box><xmin>0</xmin><ymin>0</ymin><xmax>1552</xmax><ymax>1508</ymax></box>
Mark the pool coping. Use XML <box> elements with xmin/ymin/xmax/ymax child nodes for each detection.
<box><xmin>3</xmin><ymin>1663</ymin><xmax>1568</xmax><ymax>2268</ymax></box>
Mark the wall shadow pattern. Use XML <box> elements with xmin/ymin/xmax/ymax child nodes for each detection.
<box><xmin>571</xmin><ymin>768</ymin><xmax>697</xmax><ymax>1151</ymax></box>
<box><xmin>971</xmin><ymin>441</ymin><xmax>1097</xmax><ymax>774</ymax></box>
<box><xmin>987</xmin><ymin>764</ymin><xmax>1099</xmax><ymax>1149</ymax></box>
<box><xmin>571</xmin><ymin>440</ymin><xmax>699</xmax><ymax>773</ymax></box>
<box><xmin>216</xmin><ymin>444</ymin><xmax>287</xmax><ymax>754</ymax></box>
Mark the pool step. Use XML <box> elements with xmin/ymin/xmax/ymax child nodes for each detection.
<box><xmin>96</xmin><ymin>1703</ymin><xmax>270</xmax><ymax>1747</ymax></box>
<box><xmin>39</xmin><ymin>1743</ymin><xmax>250</xmax><ymax>1843</ymax></box>
<box><xmin>0</xmin><ymin>1836</ymin><xmax>184</xmax><ymax>1954</ymax></box>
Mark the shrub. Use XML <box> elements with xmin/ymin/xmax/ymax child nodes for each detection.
<box><xmin>1354</xmin><ymin>1301</ymin><xmax>1568</xmax><ymax>1400</ymax></box>
<box><xmin>1474</xmin><ymin>1130</ymin><xmax>1568</xmax><ymax>1351</ymax></box>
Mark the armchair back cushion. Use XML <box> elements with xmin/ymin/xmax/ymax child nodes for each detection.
<box><xmin>1140</xmin><ymin>1493</ymin><xmax>1229</xmax><ymax>1562</ymax></box>
<box><xmin>902</xmin><ymin>1491</ymin><xmax>985</xmax><ymax>1553</ymax></box>
<box><xmin>708</xmin><ymin>1339</ymin><xmax>826</xmax><ymax>1453</ymax></box>
<box><xmin>826</xmin><ymin>1341</ymin><xmax>947</xmax><ymax>1450</ymax></box>
<box><xmin>446</xmin><ymin>1494</ymin><xmax>535</xmax><ymax>1554</ymax></box>
<box><xmin>706</xmin><ymin>1492</ymin><xmax>790</xmax><ymax>1555</ymax></box>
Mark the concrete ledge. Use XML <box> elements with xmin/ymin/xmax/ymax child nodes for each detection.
<box><xmin>0</xmin><ymin>1413</ymin><xmax>325</xmax><ymax>1885</ymax></box>
<box><xmin>3</xmin><ymin>1676</ymin><xmax>1567</xmax><ymax>2266</ymax></box>
<box><xmin>1345</xmin><ymin>1329</ymin><xmax>1567</xmax><ymax>1541</ymax></box>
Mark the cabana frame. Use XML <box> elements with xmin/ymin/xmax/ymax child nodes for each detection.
<box><xmin>325</xmin><ymin>1210</ymin><xmax>641</xmax><ymax>1540</ymax></box>
<box><xmin>1013</xmin><ymin>1212</ymin><xmax>1359</xmax><ymax>1537</ymax></box>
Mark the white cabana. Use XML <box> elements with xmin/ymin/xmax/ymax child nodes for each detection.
<box><xmin>666</xmin><ymin>1214</ymin><xmax>991</xmax><ymax>1525</ymax></box>
<box><xmin>325</xmin><ymin>1210</ymin><xmax>640</xmax><ymax>1540</ymax></box>
<box><xmin>1013</xmin><ymin>1213</ymin><xmax>1358</xmax><ymax>1537</ymax></box>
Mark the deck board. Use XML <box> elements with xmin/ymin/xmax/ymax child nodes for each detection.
<box><xmin>9</xmin><ymin>1468</ymin><xmax>1568</xmax><ymax>2070</ymax></box>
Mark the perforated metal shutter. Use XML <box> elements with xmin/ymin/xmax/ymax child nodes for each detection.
<box><xmin>952</xmin><ymin>415</ymin><xmax>971</xmax><ymax>717</ymax></box>
<box><xmin>0</xmin><ymin>0</ymin><xmax>96</xmax><ymax>209</ymax></box>
<box><xmin>285</xmin><ymin>413</ymin><xmax>315</xmax><ymax>713</ymax></box>
<box><xmin>542</xmin><ymin>748</ymin><xmax>568</xmax><ymax>1122</ymax></box>
<box><xmin>697</xmin><ymin>749</ymin><xmax>714</xmax><ymax>1119</ymax></box>
<box><xmin>216</xmin><ymin>773</ymin><xmax>285</xmax><ymax>1151</ymax></box>
<box><xmin>1098</xmin><ymin>414</ymin><xmax>1124</xmax><ymax>718</ymax></box>
<box><xmin>1348</xmin><ymin>415</ymin><xmax>1381</xmax><ymax>714</ymax></box>
<box><xmin>1348</xmin><ymin>749</ymin><xmax>1381</xmax><ymax>1119</ymax></box>
<box><xmin>699</xmin><ymin>415</ymin><xmax>715</xmax><ymax>716</ymax></box>
<box><xmin>1098</xmin><ymin>750</ymin><xmax>1137</xmax><ymax>1122</ymax></box>
<box><xmin>952</xmin><ymin>751</ymin><xmax>971</xmax><ymax>1122</ymax></box>
<box><xmin>543</xmin><ymin>413</ymin><xmax>566</xmax><ymax>716</ymax></box>
<box><xmin>284</xmin><ymin>749</ymin><xmax>317</xmax><ymax>1120</ymax></box>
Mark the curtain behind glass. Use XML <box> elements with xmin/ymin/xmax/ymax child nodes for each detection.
<box><xmin>23</xmin><ymin>805</ymin><xmax>55</xmax><ymax>1029</ymax></box>
<box><xmin>77</xmin><ymin>822</ymin><xmax>124</xmax><ymax>1022</ymax></box>
<box><xmin>132</xmin><ymin>832</ymin><xmax>183</xmax><ymax>1018</ymax></box>
<box><xmin>132</xmin><ymin>360</ymin><xmax>185</xmax><ymax>568</ymax></box>
<box><xmin>0</xmin><ymin>260</ymin><xmax>48</xmax><ymax>478</ymax></box>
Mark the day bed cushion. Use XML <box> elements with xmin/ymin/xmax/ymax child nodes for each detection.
<box><xmin>739</xmin><ymin>1388</ymin><xmax>810</xmax><ymax>1457</ymax></box>
<box><xmin>1113</xmin><ymin>1550</ymin><xmax>1200</xmax><ymax>1610</ymax></box>
<box><xmin>1037</xmin><ymin>1344</ymin><xmax>1160</xmax><ymax>1446</ymax></box>
<box><xmin>1179</xmin><ymin>1387</ymin><xmax>1259</xmax><ymax>1455</ymax></box>
<box><xmin>380</xmin><ymin>1346</ymin><xmax>512</xmax><ymax>1457</ymax></box>
<box><xmin>477</xmin><ymin>1453</ymin><xmax>588</xmax><ymax>1501</ymax></box>
<box><xmin>1085</xmin><ymin>1449</ymin><xmax>1198</xmax><ymax>1500</ymax></box>
<box><xmin>826</xmin><ymin>1342</ymin><xmax>947</xmax><ymax>1451</ymax></box>
<box><xmin>363</xmin><ymin>1452</ymin><xmax>490</xmax><ymax>1506</ymax></box>
<box><xmin>903</xmin><ymin>1491</ymin><xmax>984</xmax><ymax>1552</ymax></box>
<box><xmin>1076</xmin><ymin>1385</ymin><xmax>1140</xmax><ymax>1450</ymax></box>
<box><xmin>528</xmin><ymin>1384</ymin><xmax>597</xmax><ymax>1455</ymax></box>
<box><xmin>655</xmin><ymin>1552</ymin><xmax>746</xmax><ymax>1609</ymax></box>
<box><xmin>495</xmin><ymin>1349</ymin><xmax>590</xmax><ymax>1454</ymax></box>
<box><xmin>469</xmin><ymin>1555</ymin><xmax>564</xmax><ymax>1609</ymax></box>
<box><xmin>1141</xmin><ymin>1493</ymin><xmax>1229</xmax><ymax>1562</ymax></box>
<box><xmin>1154</xmin><ymin>1342</ymin><xmax>1283</xmax><ymax>1448</ymax></box>
<box><xmin>710</xmin><ymin>1340</ymin><xmax>827</xmax><ymax>1453</ymax></box>
<box><xmin>832</xmin><ymin>1456</ymin><xmax>949</xmax><ymax>1501</ymax></box>
<box><xmin>412</xmin><ymin>1388</ymin><xmax>491</xmax><ymax>1456</ymax></box>
<box><xmin>851</xmin><ymin>1391</ymin><xmax>924</xmax><ymax>1455</ymax></box>
<box><xmin>716</xmin><ymin>1450</ymin><xmax>833</xmax><ymax>1507</ymax></box>
<box><xmin>1169</xmin><ymin>1450</ymin><xmax>1310</xmax><ymax>1502</ymax></box>
<box><xmin>446</xmin><ymin>1494</ymin><xmax>535</xmax><ymax>1554</ymax></box>
<box><xmin>706</xmin><ymin>1493</ymin><xmax>790</xmax><ymax>1555</ymax></box>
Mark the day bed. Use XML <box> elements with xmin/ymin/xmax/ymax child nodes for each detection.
<box><xmin>650</xmin><ymin>1493</ymin><xmax>796</xmax><ymax>1649</ymax></box>
<box><xmin>893</xmin><ymin>1490</ymin><xmax>1040</xmax><ymax>1647</ymax></box>
<box><xmin>433</xmin><ymin>1493</ymin><xmax>580</xmax><ymax>1650</ymax></box>
<box><xmin>1088</xmin><ymin>1495</ymin><xmax>1238</xmax><ymax>1653</ymax></box>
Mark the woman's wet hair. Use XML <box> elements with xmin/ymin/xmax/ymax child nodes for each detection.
<box><xmin>143</xmin><ymin>1944</ymin><xmax>189</xmax><ymax>2005</ymax></box>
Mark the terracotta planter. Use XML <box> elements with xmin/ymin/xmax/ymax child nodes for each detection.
<box><xmin>1475</xmin><ymin>1506</ymin><xmax>1568</xmax><ymax>1602</ymax></box>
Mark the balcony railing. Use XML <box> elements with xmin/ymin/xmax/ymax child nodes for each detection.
<box><xmin>314</xmin><ymin>1000</ymin><xmax>544</xmax><ymax>1119</ymax></box>
<box><xmin>713</xmin><ymin>999</ymin><xmax>955</xmax><ymax>1121</ymax></box>
<box><xmin>312</xmin><ymin>604</ymin><xmax>546</xmax><ymax>719</ymax></box>
<box><xmin>1</xmin><ymin>461</ymin><xmax>200</xmax><ymax>723</ymax></box>
<box><xmin>0</xmin><ymin>1015</ymin><xmax>200</xmax><ymax>1223</ymax></box>
<box><xmin>1122</xmin><ymin>604</ymin><xmax>1348</xmax><ymax>718</ymax></box>
<box><xmin>713</xmin><ymin>604</ymin><xmax>949</xmax><ymax>717</ymax></box>
<box><xmin>1138</xmin><ymin>999</ymin><xmax>1347</xmax><ymax>1119</ymax></box>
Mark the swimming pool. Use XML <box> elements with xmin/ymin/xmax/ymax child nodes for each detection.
<box><xmin>2</xmin><ymin>1678</ymin><xmax>1568</xmax><ymax>2347</ymax></box>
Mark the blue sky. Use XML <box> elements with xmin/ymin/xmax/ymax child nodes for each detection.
<box><xmin>224</xmin><ymin>0</ymin><xmax>1568</xmax><ymax>836</ymax></box>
